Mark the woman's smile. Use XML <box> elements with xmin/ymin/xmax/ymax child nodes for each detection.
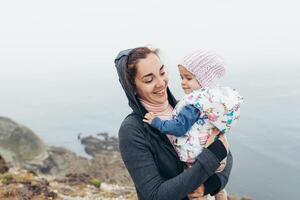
<box><xmin>153</xmin><ymin>88</ymin><xmax>166</xmax><ymax>96</ymax></box>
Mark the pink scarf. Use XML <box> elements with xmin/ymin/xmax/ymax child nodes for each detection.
<box><xmin>139</xmin><ymin>99</ymin><xmax>173</xmax><ymax>120</ymax></box>
<box><xmin>140</xmin><ymin>98</ymin><xmax>176</xmax><ymax>148</ymax></box>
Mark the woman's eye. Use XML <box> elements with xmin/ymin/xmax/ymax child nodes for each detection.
<box><xmin>145</xmin><ymin>79</ymin><xmax>153</xmax><ymax>83</ymax></box>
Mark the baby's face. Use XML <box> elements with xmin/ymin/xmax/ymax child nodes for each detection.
<box><xmin>178</xmin><ymin>65</ymin><xmax>201</xmax><ymax>94</ymax></box>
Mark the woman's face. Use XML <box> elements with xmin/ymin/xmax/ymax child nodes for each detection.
<box><xmin>134</xmin><ymin>53</ymin><xmax>168</xmax><ymax>104</ymax></box>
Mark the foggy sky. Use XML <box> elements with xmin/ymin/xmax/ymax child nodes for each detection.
<box><xmin>1</xmin><ymin>0</ymin><xmax>299</xmax><ymax>74</ymax></box>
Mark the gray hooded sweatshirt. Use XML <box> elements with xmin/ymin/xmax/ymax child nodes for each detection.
<box><xmin>114</xmin><ymin>48</ymin><xmax>233</xmax><ymax>200</ymax></box>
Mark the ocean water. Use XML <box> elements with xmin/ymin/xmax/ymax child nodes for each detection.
<box><xmin>1</xmin><ymin>66</ymin><xmax>299</xmax><ymax>200</ymax></box>
<box><xmin>224</xmin><ymin>67</ymin><xmax>300</xmax><ymax>199</ymax></box>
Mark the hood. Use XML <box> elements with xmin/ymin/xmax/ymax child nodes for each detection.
<box><xmin>114</xmin><ymin>48</ymin><xmax>177</xmax><ymax>117</ymax></box>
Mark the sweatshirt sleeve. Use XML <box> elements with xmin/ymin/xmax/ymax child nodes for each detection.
<box><xmin>150</xmin><ymin>104</ymin><xmax>200</xmax><ymax>137</ymax></box>
<box><xmin>119</xmin><ymin>122</ymin><xmax>228</xmax><ymax>200</ymax></box>
<box><xmin>203</xmin><ymin>151</ymin><xmax>233</xmax><ymax>195</ymax></box>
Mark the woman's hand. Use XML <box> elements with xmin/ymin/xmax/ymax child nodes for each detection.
<box><xmin>143</xmin><ymin>112</ymin><xmax>155</xmax><ymax>124</ymax></box>
<box><xmin>205</xmin><ymin>128</ymin><xmax>229</xmax><ymax>152</ymax></box>
<box><xmin>188</xmin><ymin>184</ymin><xmax>205</xmax><ymax>199</ymax></box>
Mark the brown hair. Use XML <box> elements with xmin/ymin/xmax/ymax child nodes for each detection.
<box><xmin>126</xmin><ymin>47</ymin><xmax>159</xmax><ymax>90</ymax></box>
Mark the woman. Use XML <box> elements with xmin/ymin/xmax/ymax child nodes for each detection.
<box><xmin>114</xmin><ymin>47</ymin><xmax>232</xmax><ymax>200</ymax></box>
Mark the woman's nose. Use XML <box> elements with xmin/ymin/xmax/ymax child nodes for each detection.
<box><xmin>156</xmin><ymin>76</ymin><xmax>166</xmax><ymax>87</ymax></box>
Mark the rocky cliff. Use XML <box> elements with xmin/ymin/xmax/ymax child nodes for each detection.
<box><xmin>0</xmin><ymin>116</ymin><xmax>48</xmax><ymax>166</ymax></box>
<box><xmin>0</xmin><ymin>116</ymin><xmax>134</xmax><ymax>199</ymax></box>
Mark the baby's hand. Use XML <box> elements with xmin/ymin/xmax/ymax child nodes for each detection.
<box><xmin>143</xmin><ymin>112</ymin><xmax>155</xmax><ymax>124</ymax></box>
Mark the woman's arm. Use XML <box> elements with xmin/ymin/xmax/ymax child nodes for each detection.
<box><xmin>119</xmin><ymin>120</ymin><xmax>228</xmax><ymax>200</ymax></box>
<box><xmin>203</xmin><ymin>151</ymin><xmax>233</xmax><ymax>195</ymax></box>
<box><xmin>187</xmin><ymin>152</ymin><xmax>232</xmax><ymax>198</ymax></box>
<box><xmin>189</xmin><ymin>131</ymin><xmax>232</xmax><ymax>197</ymax></box>
<box><xmin>215</xmin><ymin>151</ymin><xmax>233</xmax><ymax>191</ymax></box>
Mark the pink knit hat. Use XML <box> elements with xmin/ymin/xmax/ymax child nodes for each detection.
<box><xmin>178</xmin><ymin>50</ymin><xmax>226</xmax><ymax>88</ymax></box>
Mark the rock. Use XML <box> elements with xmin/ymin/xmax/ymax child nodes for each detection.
<box><xmin>78</xmin><ymin>133</ymin><xmax>132</xmax><ymax>185</ymax></box>
<box><xmin>0</xmin><ymin>116</ymin><xmax>132</xmax><ymax>187</ymax></box>
<box><xmin>41</xmin><ymin>146</ymin><xmax>90</xmax><ymax>177</ymax></box>
<box><xmin>88</xmin><ymin>152</ymin><xmax>132</xmax><ymax>185</ymax></box>
<box><xmin>80</xmin><ymin>133</ymin><xmax>119</xmax><ymax>157</ymax></box>
<box><xmin>0</xmin><ymin>116</ymin><xmax>48</xmax><ymax>167</ymax></box>
<box><xmin>0</xmin><ymin>117</ymin><xmax>87</xmax><ymax>177</ymax></box>
<box><xmin>0</xmin><ymin>169</ymin><xmax>59</xmax><ymax>200</ymax></box>
<box><xmin>56</xmin><ymin>173</ymin><xmax>91</xmax><ymax>185</ymax></box>
<box><xmin>45</xmin><ymin>146</ymin><xmax>132</xmax><ymax>185</ymax></box>
<box><xmin>0</xmin><ymin>155</ymin><xmax>9</xmax><ymax>173</ymax></box>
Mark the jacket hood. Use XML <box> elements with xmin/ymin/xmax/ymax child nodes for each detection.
<box><xmin>114</xmin><ymin>48</ymin><xmax>177</xmax><ymax>117</ymax></box>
